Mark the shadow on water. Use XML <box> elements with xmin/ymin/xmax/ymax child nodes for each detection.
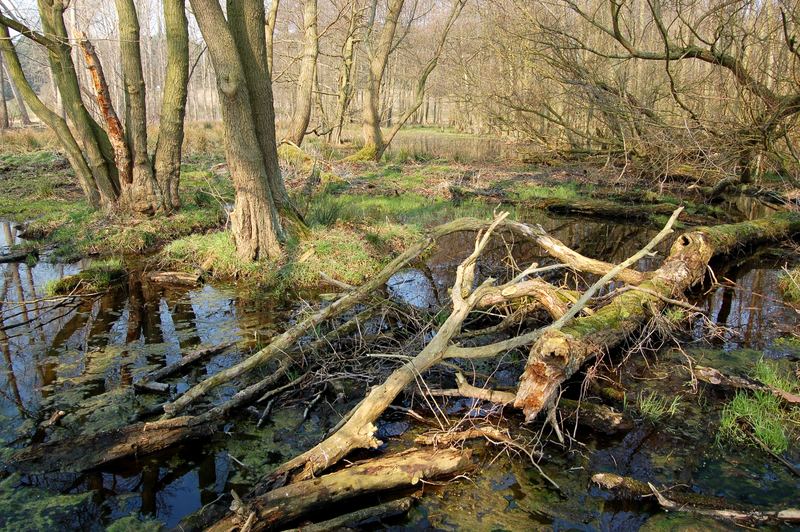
<box><xmin>0</xmin><ymin>204</ymin><xmax>798</xmax><ymax>529</ymax></box>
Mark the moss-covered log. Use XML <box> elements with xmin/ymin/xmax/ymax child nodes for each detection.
<box><xmin>515</xmin><ymin>211</ymin><xmax>800</xmax><ymax>420</ymax></box>
<box><xmin>208</xmin><ymin>448</ymin><xmax>471</xmax><ymax>531</ymax></box>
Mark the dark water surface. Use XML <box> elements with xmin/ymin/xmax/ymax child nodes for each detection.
<box><xmin>0</xmin><ymin>207</ymin><xmax>798</xmax><ymax>530</ymax></box>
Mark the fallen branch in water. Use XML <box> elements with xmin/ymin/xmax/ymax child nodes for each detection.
<box><xmin>208</xmin><ymin>448</ymin><xmax>472</xmax><ymax>531</ymax></box>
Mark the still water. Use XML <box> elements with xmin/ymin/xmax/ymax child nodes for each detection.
<box><xmin>0</xmin><ymin>209</ymin><xmax>797</xmax><ymax>529</ymax></box>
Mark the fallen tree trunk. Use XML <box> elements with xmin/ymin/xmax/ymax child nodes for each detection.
<box><xmin>593</xmin><ymin>472</ymin><xmax>800</xmax><ymax>525</ymax></box>
<box><xmin>139</xmin><ymin>342</ymin><xmax>236</xmax><ymax>385</ymax></box>
<box><xmin>147</xmin><ymin>271</ymin><xmax>202</xmax><ymax>285</ymax></box>
<box><xmin>7</xmin><ymin>416</ymin><xmax>212</xmax><ymax>473</ymax></box>
<box><xmin>283</xmin><ymin>497</ymin><xmax>415</xmax><ymax>532</ymax></box>
<box><xmin>208</xmin><ymin>448</ymin><xmax>472</xmax><ymax>531</ymax></box>
<box><xmin>514</xmin><ymin>211</ymin><xmax>800</xmax><ymax>420</ymax></box>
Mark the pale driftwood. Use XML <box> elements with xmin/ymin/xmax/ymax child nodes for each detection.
<box><xmin>514</xmin><ymin>211</ymin><xmax>800</xmax><ymax>420</ymax></box>
<box><xmin>148</xmin><ymin>271</ymin><xmax>201</xmax><ymax>285</ymax></box>
<box><xmin>270</xmin><ymin>215</ymin><xmax>513</xmax><ymax>482</ymax></box>
<box><xmin>428</xmin><ymin>372</ymin><xmax>516</xmax><ymax>404</ymax></box>
<box><xmin>208</xmin><ymin>448</ymin><xmax>472</xmax><ymax>531</ymax></box>
<box><xmin>695</xmin><ymin>365</ymin><xmax>800</xmax><ymax>404</ymax></box>
<box><xmin>649</xmin><ymin>483</ymin><xmax>800</xmax><ymax>525</ymax></box>
<box><xmin>134</xmin><ymin>381</ymin><xmax>170</xmax><ymax>394</ymax></box>
<box><xmin>414</xmin><ymin>426</ymin><xmax>511</xmax><ymax>446</ymax></box>
<box><xmin>161</xmin><ymin>217</ymin><xmax>509</xmax><ymax>417</ymax></box>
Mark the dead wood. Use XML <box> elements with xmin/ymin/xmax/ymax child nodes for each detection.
<box><xmin>147</xmin><ymin>271</ymin><xmax>201</xmax><ymax>285</ymax></box>
<box><xmin>558</xmin><ymin>399</ymin><xmax>633</xmax><ymax>435</ymax></box>
<box><xmin>269</xmin><ymin>215</ymin><xmax>514</xmax><ymax>481</ymax></box>
<box><xmin>414</xmin><ymin>426</ymin><xmax>511</xmax><ymax>446</ymax></box>
<box><xmin>140</xmin><ymin>342</ymin><xmax>236</xmax><ymax>384</ymax></box>
<box><xmin>284</xmin><ymin>497</ymin><xmax>415</xmax><ymax>532</ymax></box>
<box><xmin>8</xmin><ymin>416</ymin><xmax>212</xmax><ymax>474</ymax></box>
<box><xmin>649</xmin><ymin>484</ymin><xmax>800</xmax><ymax>525</ymax></box>
<box><xmin>695</xmin><ymin>364</ymin><xmax>800</xmax><ymax>404</ymax></box>
<box><xmin>208</xmin><ymin>448</ymin><xmax>472</xmax><ymax>531</ymax></box>
<box><xmin>514</xmin><ymin>211</ymin><xmax>800</xmax><ymax>420</ymax></box>
<box><xmin>428</xmin><ymin>372</ymin><xmax>516</xmax><ymax>404</ymax></box>
<box><xmin>0</xmin><ymin>248</ymin><xmax>37</xmax><ymax>263</ymax></box>
<box><xmin>161</xmin><ymin>217</ymin><xmax>511</xmax><ymax>417</ymax></box>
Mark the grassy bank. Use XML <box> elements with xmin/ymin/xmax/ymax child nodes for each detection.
<box><xmin>1</xmin><ymin>124</ymin><xmax>740</xmax><ymax>291</ymax></box>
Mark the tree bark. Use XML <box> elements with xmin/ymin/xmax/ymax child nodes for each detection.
<box><xmin>154</xmin><ymin>0</ymin><xmax>189</xmax><ymax>210</ymax></box>
<box><xmin>189</xmin><ymin>0</ymin><xmax>283</xmax><ymax>260</ymax></box>
<box><xmin>115</xmin><ymin>0</ymin><xmax>167</xmax><ymax>214</ymax></box>
<box><xmin>514</xmin><ymin>212</ymin><xmax>800</xmax><ymax>420</ymax></box>
<box><xmin>36</xmin><ymin>0</ymin><xmax>119</xmax><ymax>206</ymax></box>
<box><xmin>227</xmin><ymin>0</ymin><xmax>291</xmax><ymax>212</ymax></box>
<box><xmin>265</xmin><ymin>0</ymin><xmax>280</xmax><ymax>77</ymax></box>
<box><xmin>0</xmin><ymin>55</ymin><xmax>9</xmax><ymax>129</ymax></box>
<box><xmin>208</xmin><ymin>448</ymin><xmax>472</xmax><ymax>531</ymax></box>
<box><xmin>332</xmin><ymin>2</ymin><xmax>358</xmax><ymax>145</ymax></box>
<box><xmin>286</xmin><ymin>0</ymin><xmax>318</xmax><ymax>146</ymax></box>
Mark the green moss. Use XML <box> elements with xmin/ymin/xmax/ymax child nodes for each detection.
<box><xmin>515</xmin><ymin>182</ymin><xmax>583</xmax><ymax>201</ymax></box>
<box><xmin>106</xmin><ymin>515</ymin><xmax>164</xmax><ymax>532</ymax></box>
<box><xmin>45</xmin><ymin>258</ymin><xmax>125</xmax><ymax>295</ymax></box>
<box><xmin>0</xmin><ymin>474</ymin><xmax>97</xmax><ymax>530</ymax></box>
<box><xmin>345</xmin><ymin>143</ymin><xmax>379</xmax><ymax>162</ymax></box>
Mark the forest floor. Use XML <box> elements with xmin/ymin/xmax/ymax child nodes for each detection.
<box><xmin>0</xmin><ymin>125</ymin><xmax>769</xmax><ymax>292</ymax></box>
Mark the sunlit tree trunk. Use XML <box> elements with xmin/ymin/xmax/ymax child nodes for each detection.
<box><xmin>333</xmin><ymin>1</ymin><xmax>359</xmax><ymax>145</ymax></box>
<box><xmin>154</xmin><ymin>0</ymin><xmax>189</xmax><ymax>210</ymax></box>
<box><xmin>286</xmin><ymin>0</ymin><xmax>318</xmax><ymax>146</ymax></box>
<box><xmin>189</xmin><ymin>0</ymin><xmax>284</xmax><ymax>260</ymax></box>
<box><xmin>0</xmin><ymin>55</ymin><xmax>8</xmax><ymax>129</ymax></box>
<box><xmin>265</xmin><ymin>0</ymin><xmax>280</xmax><ymax>77</ymax></box>
<box><xmin>36</xmin><ymin>0</ymin><xmax>119</xmax><ymax>206</ymax></box>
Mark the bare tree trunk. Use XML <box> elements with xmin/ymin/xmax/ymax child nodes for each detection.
<box><xmin>227</xmin><ymin>0</ymin><xmax>293</xmax><ymax>214</ymax></box>
<box><xmin>154</xmin><ymin>0</ymin><xmax>189</xmax><ymax>210</ymax></box>
<box><xmin>189</xmin><ymin>0</ymin><xmax>284</xmax><ymax>260</ymax></box>
<box><xmin>353</xmin><ymin>0</ymin><xmax>405</xmax><ymax>160</ymax></box>
<box><xmin>0</xmin><ymin>55</ymin><xmax>8</xmax><ymax>129</ymax></box>
<box><xmin>7</xmin><ymin>60</ymin><xmax>29</xmax><ymax>125</ymax></box>
<box><xmin>78</xmin><ymin>35</ymin><xmax>133</xmax><ymax>187</ymax></box>
<box><xmin>286</xmin><ymin>0</ymin><xmax>318</xmax><ymax>146</ymax></box>
<box><xmin>0</xmin><ymin>23</ymin><xmax>101</xmax><ymax>206</ymax></box>
<box><xmin>36</xmin><ymin>0</ymin><xmax>119</xmax><ymax>206</ymax></box>
<box><xmin>265</xmin><ymin>0</ymin><xmax>280</xmax><ymax>77</ymax></box>
<box><xmin>115</xmin><ymin>0</ymin><xmax>167</xmax><ymax>214</ymax></box>
<box><xmin>333</xmin><ymin>3</ymin><xmax>358</xmax><ymax>144</ymax></box>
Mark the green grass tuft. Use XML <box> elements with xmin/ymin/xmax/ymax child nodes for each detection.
<box><xmin>635</xmin><ymin>391</ymin><xmax>682</xmax><ymax>423</ymax></box>
<box><xmin>778</xmin><ymin>268</ymin><xmax>800</xmax><ymax>303</ymax></box>
<box><xmin>45</xmin><ymin>258</ymin><xmax>125</xmax><ymax>296</ymax></box>
<box><xmin>717</xmin><ymin>359</ymin><xmax>799</xmax><ymax>454</ymax></box>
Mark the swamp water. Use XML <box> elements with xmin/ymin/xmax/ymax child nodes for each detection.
<box><xmin>0</xmin><ymin>209</ymin><xmax>798</xmax><ymax>530</ymax></box>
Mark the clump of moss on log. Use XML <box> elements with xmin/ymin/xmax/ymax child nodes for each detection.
<box><xmin>45</xmin><ymin>258</ymin><xmax>125</xmax><ymax>295</ymax></box>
